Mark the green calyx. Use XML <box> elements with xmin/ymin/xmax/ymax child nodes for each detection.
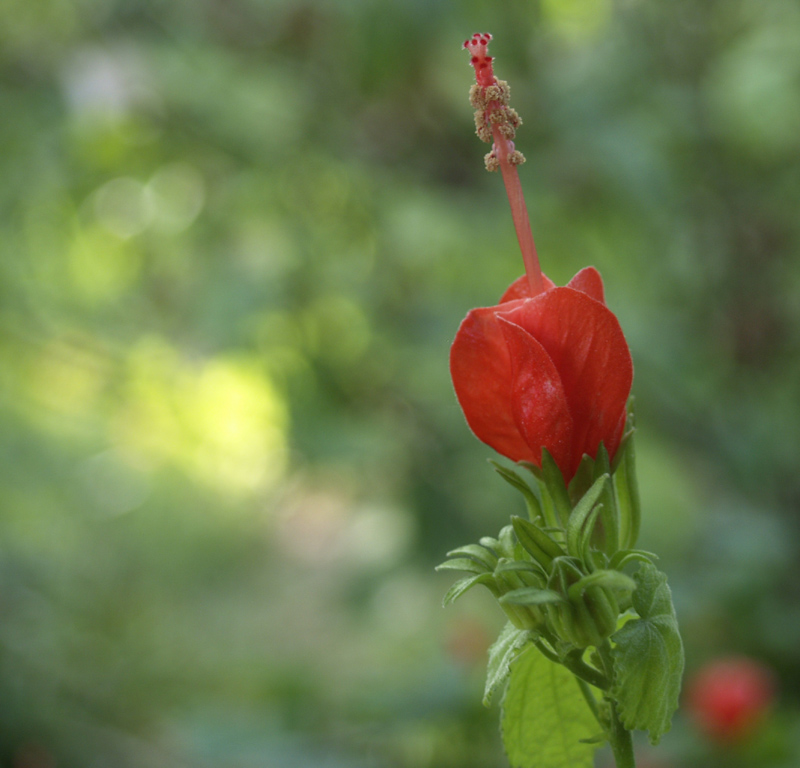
<box><xmin>437</xmin><ymin>415</ymin><xmax>684</xmax><ymax>765</ymax></box>
<box><xmin>438</xmin><ymin>438</ymin><xmax>645</xmax><ymax>649</ymax></box>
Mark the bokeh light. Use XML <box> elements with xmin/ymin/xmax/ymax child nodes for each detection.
<box><xmin>1</xmin><ymin>1</ymin><xmax>799</xmax><ymax>766</ymax></box>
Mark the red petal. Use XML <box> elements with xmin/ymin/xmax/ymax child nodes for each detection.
<box><xmin>498</xmin><ymin>317</ymin><xmax>573</xmax><ymax>472</ymax></box>
<box><xmin>499</xmin><ymin>267</ymin><xmax>604</xmax><ymax>304</ymax></box>
<box><xmin>499</xmin><ymin>288</ymin><xmax>632</xmax><ymax>477</ymax></box>
<box><xmin>499</xmin><ymin>273</ymin><xmax>556</xmax><ymax>303</ymax></box>
<box><xmin>450</xmin><ymin>302</ymin><xmax>537</xmax><ymax>463</ymax></box>
<box><xmin>567</xmin><ymin>266</ymin><xmax>606</xmax><ymax>304</ymax></box>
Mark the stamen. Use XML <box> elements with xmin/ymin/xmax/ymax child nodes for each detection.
<box><xmin>464</xmin><ymin>35</ymin><xmax>543</xmax><ymax>296</ymax></box>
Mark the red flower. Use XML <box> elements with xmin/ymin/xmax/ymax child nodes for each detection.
<box><xmin>452</xmin><ymin>35</ymin><xmax>633</xmax><ymax>483</ymax></box>
<box><xmin>450</xmin><ymin>267</ymin><xmax>633</xmax><ymax>482</ymax></box>
<box><xmin>686</xmin><ymin>657</ymin><xmax>775</xmax><ymax>743</ymax></box>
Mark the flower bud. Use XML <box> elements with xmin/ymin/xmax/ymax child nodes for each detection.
<box><xmin>546</xmin><ymin>558</ymin><xmax>625</xmax><ymax>648</ymax></box>
<box><xmin>583</xmin><ymin>585</ymin><xmax>619</xmax><ymax>642</ymax></box>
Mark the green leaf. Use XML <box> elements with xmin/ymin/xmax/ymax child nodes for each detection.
<box><xmin>442</xmin><ymin>572</ymin><xmax>497</xmax><ymax>607</ymax></box>
<box><xmin>483</xmin><ymin>621</ymin><xmax>532</xmax><ymax>706</ymax></box>
<box><xmin>502</xmin><ymin>645</ymin><xmax>598</xmax><ymax>768</ymax></box>
<box><xmin>611</xmin><ymin>562</ymin><xmax>684</xmax><ymax>745</ymax></box>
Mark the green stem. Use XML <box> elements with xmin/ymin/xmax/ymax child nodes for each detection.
<box><xmin>608</xmin><ymin>702</ymin><xmax>636</xmax><ymax>768</ymax></box>
<box><xmin>533</xmin><ymin>637</ymin><xmax>561</xmax><ymax>665</ymax></box>
<box><xmin>575</xmin><ymin>677</ymin><xmax>602</xmax><ymax>729</ymax></box>
<box><xmin>536</xmin><ymin>627</ymin><xmax>610</xmax><ymax>690</ymax></box>
<box><xmin>596</xmin><ymin>641</ymin><xmax>636</xmax><ymax>768</ymax></box>
<box><xmin>563</xmin><ymin>653</ymin><xmax>609</xmax><ymax>691</ymax></box>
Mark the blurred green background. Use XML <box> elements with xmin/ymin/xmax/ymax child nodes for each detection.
<box><xmin>1</xmin><ymin>0</ymin><xmax>799</xmax><ymax>766</ymax></box>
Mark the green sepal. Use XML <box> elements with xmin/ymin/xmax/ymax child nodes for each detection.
<box><xmin>539</xmin><ymin>449</ymin><xmax>572</xmax><ymax>526</ymax></box>
<box><xmin>611</xmin><ymin>562</ymin><xmax>684</xmax><ymax>745</ymax></box>
<box><xmin>613</xmin><ymin>409</ymin><xmax>641</xmax><ymax>550</ymax></box>
<box><xmin>442</xmin><ymin>572</ymin><xmax>498</xmax><ymax>607</ymax></box>
<box><xmin>499</xmin><ymin>524</ymin><xmax>516</xmax><ymax>557</ymax></box>
<box><xmin>608</xmin><ymin>549</ymin><xmax>658</xmax><ymax>571</ymax></box>
<box><xmin>512</xmin><ymin>515</ymin><xmax>565</xmax><ymax>569</ymax></box>
<box><xmin>567</xmin><ymin>570</ymin><xmax>637</xmax><ymax>602</ymax></box>
<box><xmin>483</xmin><ymin>621</ymin><xmax>532</xmax><ymax>707</ymax></box>
<box><xmin>435</xmin><ymin>558</ymin><xmax>488</xmax><ymax>575</ymax></box>
<box><xmin>584</xmin><ymin>586</ymin><xmax>621</xmax><ymax>645</ymax></box>
<box><xmin>566</xmin><ymin>474</ymin><xmax>608</xmax><ymax>562</ymax></box>
<box><xmin>548</xmin><ymin>558</ymin><xmax>589</xmax><ymax>646</ymax></box>
<box><xmin>593</xmin><ymin>445</ymin><xmax>620</xmax><ymax>556</ymax></box>
<box><xmin>586</xmin><ymin>548</ymin><xmax>609</xmax><ymax>573</ymax></box>
<box><xmin>610</xmin><ymin>398</ymin><xmax>636</xmax><ymax>475</ymax></box>
<box><xmin>490</xmin><ymin>460</ymin><xmax>544</xmax><ymax>522</ymax></box>
<box><xmin>495</xmin><ymin>559</ymin><xmax>548</xmax><ymax>630</ymax></box>
<box><xmin>502</xmin><ymin>645</ymin><xmax>598</xmax><ymax>768</ymax></box>
<box><xmin>566</xmin><ymin>453</ymin><xmax>596</xmax><ymax>506</ymax></box>
<box><xmin>568</xmin><ymin>589</ymin><xmax>613</xmax><ymax>648</ymax></box>
<box><xmin>549</xmin><ymin>555</ymin><xmax>584</xmax><ymax>587</ymax></box>
<box><xmin>446</xmin><ymin>543</ymin><xmax>498</xmax><ymax>570</ymax></box>
<box><xmin>494</xmin><ymin>559</ymin><xmax>547</xmax><ymax>580</ymax></box>
<box><xmin>479</xmin><ymin>536</ymin><xmax>504</xmax><ymax>556</ymax></box>
<box><xmin>500</xmin><ymin>587</ymin><xmax>566</xmax><ymax>606</ymax></box>
<box><xmin>593</xmin><ymin>443</ymin><xmax>611</xmax><ymax>477</ymax></box>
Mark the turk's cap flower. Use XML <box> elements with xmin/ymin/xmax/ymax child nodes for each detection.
<box><xmin>450</xmin><ymin>267</ymin><xmax>632</xmax><ymax>484</ymax></box>
<box><xmin>451</xmin><ymin>35</ymin><xmax>633</xmax><ymax>483</ymax></box>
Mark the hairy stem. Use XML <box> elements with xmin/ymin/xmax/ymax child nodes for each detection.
<box><xmin>608</xmin><ymin>702</ymin><xmax>636</xmax><ymax>768</ymax></box>
<box><xmin>533</xmin><ymin>637</ymin><xmax>561</xmax><ymax>665</ymax></box>
<box><xmin>597</xmin><ymin>641</ymin><xmax>636</xmax><ymax>768</ymax></box>
<box><xmin>563</xmin><ymin>651</ymin><xmax>609</xmax><ymax>691</ymax></box>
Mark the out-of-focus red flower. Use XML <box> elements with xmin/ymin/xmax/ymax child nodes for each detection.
<box><xmin>444</xmin><ymin>616</ymin><xmax>492</xmax><ymax>667</ymax></box>
<box><xmin>686</xmin><ymin>657</ymin><xmax>775</xmax><ymax>743</ymax></box>
<box><xmin>450</xmin><ymin>267</ymin><xmax>633</xmax><ymax>483</ymax></box>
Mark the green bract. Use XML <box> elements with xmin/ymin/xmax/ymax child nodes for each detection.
<box><xmin>484</xmin><ymin>622</ymin><xmax>532</xmax><ymax>706</ymax></box>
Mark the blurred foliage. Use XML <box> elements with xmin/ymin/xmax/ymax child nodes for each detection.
<box><xmin>1</xmin><ymin>0</ymin><xmax>800</xmax><ymax>766</ymax></box>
